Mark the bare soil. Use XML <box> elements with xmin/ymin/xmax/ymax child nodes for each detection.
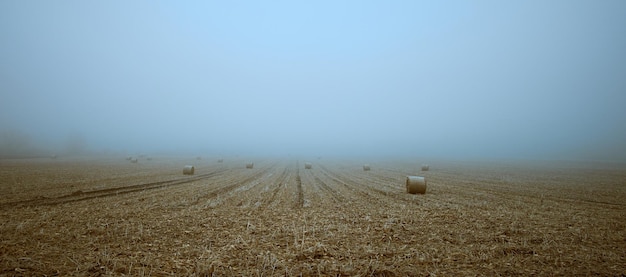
<box><xmin>1</xmin><ymin>156</ymin><xmax>625</xmax><ymax>276</ymax></box>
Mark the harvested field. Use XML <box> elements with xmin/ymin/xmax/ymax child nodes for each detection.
<box><xmin>1</xmin><ymin>157</ymin><xmax>625</xmax><ymax>276</ymax></box>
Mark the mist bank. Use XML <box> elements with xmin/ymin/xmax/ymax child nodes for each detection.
<box><xmin>2</xmin><ymin>127</ymin><xmax>624</xmax><ymax>163</ymax></box>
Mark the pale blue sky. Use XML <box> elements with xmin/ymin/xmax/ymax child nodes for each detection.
<box><xmin>1</xmin><ymin>1</ymin><xmax>625</xmax><ymax>159</ymax></box>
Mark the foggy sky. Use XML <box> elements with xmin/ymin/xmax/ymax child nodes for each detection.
<box><xmin>1</xmin><ymin>1</ymin><xmax>625</xmax><ymax>160</ymax></box>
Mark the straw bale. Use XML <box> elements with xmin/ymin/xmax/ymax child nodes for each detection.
<box><xmin>183</xmin><ymin>165</ymin><xmax>195</xmax><ymax>175</ymax></box>
<box><xmin>406</xmin><ymin>176</ymin><xmax>427</xmax><ymax>194</ymax></box>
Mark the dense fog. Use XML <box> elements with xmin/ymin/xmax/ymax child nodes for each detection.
<box><xmin>1</xmin><ymin>1</ymin><xmax>625</xmax><ymax>161</ymax></box>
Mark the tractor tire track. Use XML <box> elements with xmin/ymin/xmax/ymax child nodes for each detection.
<box><xmin>263</xmin><ymin>166</ymin><xmax>290</xmax><ymax>209</ymax></box>
<box><xmin>364</xmin><ymin>164</ymin><xmax>626</xmax><ymax>209</ymax></box>
<box><xmin>238</xmin><ymin>164</ymin><xmax>293</xmax><ymax>211</ymax></box>
<box><xmin>318</xmin><ymin>164</ymin><xmax>396</xmax><ymax>201</ymax></box>
<box><xmin>303</xmin><ymin>168</ymin><xmax>345</xmax><ymax>204</ymax></box>
<box><xmin>0</xmin><ymin>169</ymin><xmax>229</xmax><ymax>209</ymax></box>
<box><xmin>198</xmin><ymin>162</ymin><xmax>279</xmax><ymax>206</ymax></box>
<box><xmin>295</xmin><ymin>165</ymin><xmax>304</xmax><ymax>209</ymax></box>
<box><xmin>316</xmin><ymin>165</ymin><xmax>383</xmax><ymax>204</ymax></box>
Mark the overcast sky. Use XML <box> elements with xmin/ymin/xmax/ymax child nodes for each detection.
<box><xmin>1</xmin><ymin>1</ymin><xmax>625</xmax><ymax>160</ymax></box>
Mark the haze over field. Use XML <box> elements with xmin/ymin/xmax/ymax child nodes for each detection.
<box><xmin>1</xmin><ymin>1</ymin><xmax>625</xmax><ymax>160</ymax></box>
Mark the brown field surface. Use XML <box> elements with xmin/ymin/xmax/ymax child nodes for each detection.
<box><xmin>1</xmin><ymin>156</ymin><xmax>625</xmax><ymax>276</ymax></box>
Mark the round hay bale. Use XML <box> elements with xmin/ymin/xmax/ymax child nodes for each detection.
<box><xmin>130</xmin><ymin>158</ymin><xmax>139</xmax><ymax>163</ymax></box>
<box><xmin>246</xmin><ymin>163</ymin><xmax>254</xmax><ymax>169</ymax></box>
<box><xmin>406</xmin><ymin>176</ymin><xmax>427</xmax><ymax>194</ymax></box>
<box><xmin>183</xmin><ymin>165</ymin><xmax>195</xmax><ymax>175</ymax></box>
<box><xmin>304</xmin><ymin>162</ymin><xmax>312</xmax><ymax>169</ymax></box>
<box><xmin>363</xmin><ymin>164</ymin><xmax>370</xmax><ymax>171</ymax></box>
<box><xmin>421</xmin><ymin>165</ymin><xmax>429</xmax><ymax>171</ymax></box>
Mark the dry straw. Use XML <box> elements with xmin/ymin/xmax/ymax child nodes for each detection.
<box><xmin>246</xmin><ymin>163</ymin><xmax>254</xmax><ymax>169</ymax></box>
<box><xmin>183</xmin><ymin>165</ymin><xmax>195</xmax><ymax>175</ymax></box>
<box><xmin>421</xmin><ymin>164</ymin><xmax>429</xmax><ymax>171</ymax></box>
<box><xmin>304</xmin><ymin>162</ymin><xmax>312</xmax><ymax>169</ymax></box>
<box><xmin>406</xmin><ymin>176</ymin><xmax>427</xmax><ymax>194</ymax></box>
<box><xmin>363</xmin><ymin>164</ymin><xmax>371</xmax><ymax>171</ymax></box>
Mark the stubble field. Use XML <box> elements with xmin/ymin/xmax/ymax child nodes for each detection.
<box><xmin>1</xmin><ymin>156</ymin><xmax>625</xmax><ymax>276</ymax></box>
